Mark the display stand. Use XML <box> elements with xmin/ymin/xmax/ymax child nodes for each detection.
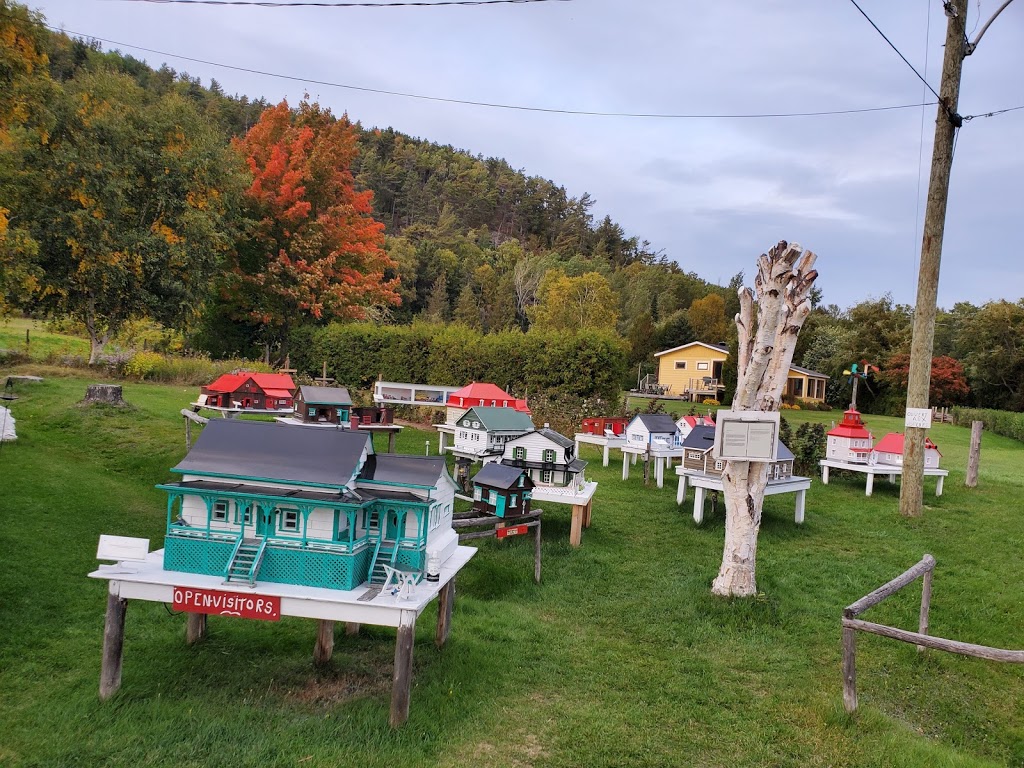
<box><xmin>675</xmin><ymin>468</ymin><xmax>811</xmax><ymax>524</ymax></box>
<box><xmin>818</xmin><ymin>459</ymin><xmax>948</xmax><ymax>497</ymax></box>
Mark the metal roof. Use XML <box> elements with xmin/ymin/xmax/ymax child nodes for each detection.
<box><xmin>172</xmin><ymin>419</ymin><xmax>371</xmax><ymax>488</ymax></box>
<box><xmin>299</xmin><ymin>385</ymin><xmax>353</xmax><ymax>405</ymax></box>
<box><xmin>473</xmin><ymin>462</ymin><xmax>532</xmax><ymax>490</ymax></box>
<box><xmin>633</xmin><ymin>414</ymin><xmax>680</xmax><ymax>434</ymax></box>
<box><xmin>359</xmin><ymin>454</ymin><xmax>455</xmax><ymax>489</ymax></box>
<box><xmin>788</xmin><ymin>364</ymin><xmax>830</xmax><ymax>379</ymax></box>
<box><xmin>459</xmin><ymin>406</ymin><xmax>535</xmax><ymax>432</ymax></box>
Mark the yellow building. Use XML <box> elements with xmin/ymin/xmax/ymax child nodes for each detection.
<box><xmin>654</xmin><ymin>342</ymin><xmax>829</xmax><ymax>403</ymax></box>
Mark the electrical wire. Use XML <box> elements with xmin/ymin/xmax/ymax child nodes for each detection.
<box><xmin>847</xmin><ymin>0</ymin><xmax>941</xmax><ymax>101</ymax></box>
<box><xmin>33</xmin><ymin>24</ymin><xmax>939</xmax><ymax>120</ymax></box>
<box><xmin>964</xmin><ymin>104</ymin><xmax>1024</xmax><ymax>120</ymax></box>
<box><xmin>108</xmin><ymin>0</ymin><xmax>570</xmax><ymax>6</ymax></box>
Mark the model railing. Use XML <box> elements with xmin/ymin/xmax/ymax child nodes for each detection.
<box><xmin>841</xmin><ymin>554</ymin><xmax>1024</xmax><ymax>713</ymax></box>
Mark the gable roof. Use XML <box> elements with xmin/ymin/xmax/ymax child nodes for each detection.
<box><xmin>505</xmin><ymin>427</ymin><xmax>575</xmax><ymax>450</ymax></box>
<box><xmin>473</xmin><ymin>462</ymin><xmax>532</xmax><ymax>490</ymax></box>
<box><xmin>654</xmin><ymin>341</ymin><xmax>729</xmax><ymax>358</ymax></box>
<box><xmin>172</xmin><ymin>419</ymin><xmax>370</xmax><ymax>488</ymax></box>
<box><xmin>460</xmin><ymin>406</ymin><xmax>535</xmax><ymax>432</ymax></box>
<box><xmin>299</xmin><ymin>385</ymin><xmax>352</xmax><ymax>406</ymax></box>
<box><xmin>630</xmin><ymin>413</ymin><xmax>679</xmax><ymax>434</ymax></box>
<box><xmin>447</xmin><ymin>382</ymin><xmax>531</xmax><ymax>413</ymax></box>
<box><xmin>205</xmin><ymin>372</ymin><xmax>296</xmax><ymax>393</ymax></box>
<box><xmin>358</xmin><ymin>454</ymin><xmax>457</xmax><ymax>490</ymax></box>
<box><xmin>788</xmin><ymin>363</ymin><xmax>830</xmax><ymax>379</ymax></box>
<box><xmin>677</xmin><ymin>414</ymin><xmax>716</xmax><ymax>429</ymax></box>
<box><xmin>873</xmin><ymin>432</ymin><xmax>941</xmax><ymax>456</ymax></box>
<box><xmin>828</xmin><ymin>409</ymin><xmax>873</xmax><ymax>440</ymax></box>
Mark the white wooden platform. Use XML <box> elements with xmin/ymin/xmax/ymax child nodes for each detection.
<box><xmin>88</xmin><ymin>546</ymin><xmax>475</xmax><ymax>726</ymax></box>
<box><xmin>674</xmin><ymin>469</ymin><xmax>811</xmax><ymax>524</ymax></box>
<box><xmin>574</xmin><ymin>432</ymin><xmax>625</xmax><ymax>467</ymax></box>
<box><xmin>619</xmin><ymin>444</ymin><xmax>686</xmax><ymax>488</ymax></box>
<box><xmin>818</xmin><ymin>459</ymin><xmax>948</xmax><ymax>497</ymax></box>
<box><xmin>373</xmin><ymin>381</ymin><xmax>460</xmax><ymax>408</ymax></box>
<box><xmin>190</xmin><ymin>403</ymin><xmax>289</xmax><ymax>419</ymax></box>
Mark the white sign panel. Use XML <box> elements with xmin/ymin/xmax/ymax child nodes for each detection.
<box><xmin>904</xmin><ymin>408</ymin><xmax>933</xmax><ymax>429</ymax></box>
<box><xmin>713</xmin><ymin>411</ymin><xmax>780</xmax><ymax>462</ymax></box>
<box><xmin>97</xmin><ymin>534</ymin><xmax>150</xmax><ymax>562</ymax></box>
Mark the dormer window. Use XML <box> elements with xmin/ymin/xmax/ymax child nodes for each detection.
<box><xmin>472</xmin><ymin>421</ymin><xmax>480</xmax><ymax>428</ymax></box>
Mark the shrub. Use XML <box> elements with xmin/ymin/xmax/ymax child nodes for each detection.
<box><xmin>702</xmin><ymin>398</ymin><xmax>720</xmax><ymax>406</ymax></box>
<box><xmin>123</xmin><ymin>350</ymin><xmax>164</xmax><ymax>380</ymax></box>
<box><xmin>951</xmin><ymin>407</ymin><xmax>1024</xmax><ymax>443</ymax></box>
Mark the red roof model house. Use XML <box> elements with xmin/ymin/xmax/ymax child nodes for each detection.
<box><xmin>444</xmin><ymin>382</ymin><xmax>530</xmax><ymax>425</ymax></box>
<box><xmin>200</xmin><ymin>372</ymin><xmax>296</xmax><ymax>411</ymax></box>
<box><xmin>870</xmin><ymin>432</ymin><xmax>942</xmax><ymax>469</ymax></box>
<box><xmin>826</xmin><ymin>409</ymin><xmax>874</xmax><ymax>464</ymax></box>
<box><xmin>675</xmin><ymin>414</ymin><xmax>715</xmax><ymax>441</ymax></box>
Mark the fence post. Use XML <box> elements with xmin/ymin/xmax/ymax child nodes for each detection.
<box><xmin>842</xmin><ymin>624</ymin><xmax>858</xmax><ymax>713</ymax></box>
<box><xmin>918</xmin><ymin>566</ymin><xmax>933</xmax><ymax>653</ymax></box>
<box><xmin>966</xmin><ymin>421</ymin><xmax>982</xmax><ymax>488</ymax></box>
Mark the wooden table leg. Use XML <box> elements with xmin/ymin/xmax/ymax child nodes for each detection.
<box><xmin>583</xmin><ymin>499</ymin><xmax>593</xmax><ymax>528</ymax></box>
<box><xmin>622</xmin><ymin>451</ymin><xmax>629</xmax><ymax>481</ymax></box>
<box><xmin>693</xmin><ymin>486</ymin><xmax>705</xmax><ymax>524</ymax></box>
<box><xmin>569</xmin><ymin>504</ymin><xmax>584</xmax><ymax>547</ymax></box>
<box><xmin>655</xmin><ymin>456</ymin><xmax>664</xmax><ymax>488</ymax></box>
<box><xmin>185</xmin><ymin>613</ymin><xmax>207</xmax><ymax>645</ymax></box>
<box><xmin>865</xmin><ymin>473</ymin><xmax>874</xmax><ymax>497</ymax></box>
<box><xmin>314</xmin><ymin>619</ymin><xmax>335</xmax><ymax>665</ymax></box>
<box><xmin>935</xmin><ymin>475</ymin><xmax>945</xmax><ymax>496</ymax></box>
<box><xmin>821</xmin><ymin>464</ymin><xmax>830</xmax><ymax>484</ymax></box>
<box><xmin>387</xmin><ymin>431</ymin><xmax>396</xmax><ymax>454</ymax></box>
<box><xmin>390</xmin><ymin>611</ymin><xmax>416</xmax><ymax>728</ymax></box>
<box><xmin>345</xmin><ymin>622</ymin><xmax>361</xmax><ymax>636</ymax></box>
<box><xmin>794</xmin><ymin>489</ymin><xmax>806</xmax><ymax>524</ymax></box>
<box><xmin>533</xmin><ymin>523</ymin><xmax>542</xmax><ymax>583</ymax></box>
<box><xmin>602</xmin><ymin>444</ymin><xmax>610</xmax><ymax>467</ymax></box>
<box><xmin>676</xmin><ymin>474</ymin><xmax>688</xmax><ymax>506</ymax></box>
<box><xmin>100</xmin><ymin>589</ymin><xmax>128</xmax><ymax>701</ymax></box>
<box><xmin>435</xmin><ymin>580</ymin><xmax>455</xmax><ymax>647</ymax></box>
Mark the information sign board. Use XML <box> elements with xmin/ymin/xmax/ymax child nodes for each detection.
<box><xmin>712</xmin><ymin>410</ymin><xmax>780</xmax><ymax>462</ymax></box>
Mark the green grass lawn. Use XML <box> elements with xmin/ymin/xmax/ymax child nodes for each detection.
<box><xmin>0</xmin><ymin>317</ymin><xmax>92</xmax><ymax>361</ymax></box>
<box><xmin>1</xmin><ymin>376</ymin><xmax>1023</xmax><ymax>767</ymax></box>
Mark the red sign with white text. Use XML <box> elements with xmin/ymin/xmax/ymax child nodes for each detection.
<box><xmin>173</xmin><ymin>587</ymin><xmax>281</xmax><ymax>621</ymax></box>
<box><xmin>496</xmin><ymin>524</ymin><xmax>529</xmax><ymax>539</ymax></box>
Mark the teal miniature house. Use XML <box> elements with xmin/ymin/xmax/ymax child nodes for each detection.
<box><xmin>159</xmin><ymin>420</ymin><xmax>459</xmax><ymax>590</ymax></box>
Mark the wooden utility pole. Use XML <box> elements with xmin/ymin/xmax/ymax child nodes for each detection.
<box><xmin>900</xmin><ymin>0</ymin><xmax>968</xmax><ymax>518</ymax></box>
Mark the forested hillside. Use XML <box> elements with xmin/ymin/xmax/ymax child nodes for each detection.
<box><xmin>3</xmin><ymin>0</ymin><xmax>1023</xmax><ymax>412</ymax></box>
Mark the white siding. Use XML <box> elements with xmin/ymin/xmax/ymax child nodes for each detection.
<box><xmin>502</xmin><ymin>432</ymin><xmax>568</xmax><ymax>463</ymax></box>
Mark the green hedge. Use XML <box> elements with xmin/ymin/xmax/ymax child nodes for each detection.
<box><xmin>952</xmin><ymin>407</ymin><xmax>1024</xmax><ymax>442</ymax></box>
<box><xmin>289</xmin><ymin>322</ymin><xmax>628</xmax><ymax>402</ymax></box>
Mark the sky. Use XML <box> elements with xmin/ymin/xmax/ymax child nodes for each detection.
<box><xmin>28</xmin><ymin>0</ymin><xmax>1024</xmax><ymax>309</ymax></box>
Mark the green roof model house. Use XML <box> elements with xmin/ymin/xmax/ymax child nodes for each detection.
<box><xmin>159</xmin><ymin>420</ymin><xmax>459</xmax><ymax>590</ymax></box>
<box><xmin>451</xmin><ymin>406</ymin><xmax>535</xmax><ymax>459</ymax></box>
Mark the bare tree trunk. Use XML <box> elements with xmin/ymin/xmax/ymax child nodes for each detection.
<box><xmin>712</xmin><ymin>241</ymin><xmax>818</xmax><ymax>598</ymax></box>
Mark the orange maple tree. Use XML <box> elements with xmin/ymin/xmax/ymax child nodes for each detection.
<box><xmin>229</xmin><ymin>99</ymin><xmax>399</xmax><ymax>356</ymax></box>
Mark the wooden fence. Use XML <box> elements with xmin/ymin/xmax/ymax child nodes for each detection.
<box><xmin>842</xmin><ymin>554</ymin><xmax>1024</xmax><ymax>713</ymax></box>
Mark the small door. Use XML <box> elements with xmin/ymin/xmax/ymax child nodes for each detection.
<box><xmin>256</xmin><ymin>507</ymin><xmax>276</xmax><ymax>537</ymax></box>
<box><xmin>713</xmin><ymin>361</ymin><xmax>723</xmax><ymax>382</ymax></box>
<box><xmin>495</xmin><ymin>494</ymin><xmax>507</xmax><ymax>518</ymax></box>
<box><xmin>384</xmin><ymin>509</ymin><xmax>403</xmax><ymax>540</ymax></box>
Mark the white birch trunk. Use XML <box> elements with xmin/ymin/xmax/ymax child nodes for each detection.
<box><xmin>712</xmin><ymin>241</ymin><xmax>818</xmax><ymax>598</ymax></box>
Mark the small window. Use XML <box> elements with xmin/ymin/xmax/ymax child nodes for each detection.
<box><xmin>472</xmin><ymin>421</ymin><xmax>480</xmax><ymax>428</ymax></box>
<box><xmin>459</xmin><ymin>431</ymin><xmax>467</xmax><ymax>439</ymax></box>
<box><xmin>488</xmin><ymin>490</ymin><xmax>497</xmax><ymax>505</ymax></box>
<box><xmin>688</xmin><ymin>451</ymin><xmax>702</xmax><ymax>460</ymax></box>
<box><xmin>472</xmin><ymin>433</ymin><xmax>480</xmax><ymax>441</ymax></box>
<box><xmin>308</xmin><ymin>407</ymin><xmax>317</xmax><ymax>416</ymax></box>
<box><xmin>513</xmin><ymin>447</ymin><xmax>526</xmax><ymax>460</ymax></box>
<box><xmin>674</xmin><ymin>361</ymin><xmax>687</xmax><ymax>369</ymax></box>
<box><xmin>542</xmin><ymin>449</ymin><xmax>556</xmax><ymax>463</ymax></box>
<box><xmin>473</xmin><ymin>486</ymin><xmax>482</xmax><ymax>501</ymax></box>
<box><xmin>541</xmin><ymin>469</ymin><xmax>552</xmax><ymax>483</ymax></box>
<box><xmin>510</xmin><ymin>494</ymin><xmax>517</xmax><ymax>507</ymax></box>
<box><xmin>714</xmin><ymin>460</ymin><xmax>723</xmax><ymax>470</ymax></box>
<box><xmin>518</xmin><ymin>475</ymin><xmax>524</xmax><ymax>487</ymax></box>
<box><xmin>212</xmin><ymin>501</ymin><xmax>228</xmax><ymax>521</ymax></box>
<box><xmin>491</xmin><ymin>400</ymin><xmax>496</xmax><ymax>406</ymax></box>
<box><xmin>235</xmin><ymin>505</ymin><xmax>252</xmax><ymax>525</ymax></box>
<box><xmin>696</xmin><ymin>362</ymin><xmax>710</xmax><ymax>371</ymax></box>
<box><xmin>279</xmin><ymin>508</ymin><xmax>299</xmax><ymax>532</ymax></box>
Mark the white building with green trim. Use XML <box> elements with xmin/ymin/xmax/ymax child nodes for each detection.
<box><xmin>159</xmin><ymin>420</ymin><xmax>459</xmax><ymax>590</ymax></box>
<box><xmin>451</xmin><ymin>406</ymin><xmax>535</xmax><ymax>459</ymax></box>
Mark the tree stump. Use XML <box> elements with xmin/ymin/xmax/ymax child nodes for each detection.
<box><xmin>84</xmin><ymin>384</ymin><xmax>126</xmax><ymax>406</ymax></box>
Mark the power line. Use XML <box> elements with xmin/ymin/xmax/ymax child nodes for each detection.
<box><xmin>37</xmin><ymin>24</ymin><xmax>939</xmax><ymax>120</ymax></box>
<box><xmin>964</xmin><ymin>103</ymin><xmax>1024</xmax><ymax>120</ymax></box>
<box><xmin>108</xmin><ymin>0</ymin><xmax>570</xmax><ymax>7</ymax></box>
<box><xmin>846</xmin><ymin>0</ymin><xmax>942</xmax><ymax>101</ymax></box>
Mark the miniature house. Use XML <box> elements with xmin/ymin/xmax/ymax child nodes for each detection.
<box><xmin>445</xmin><ymin>382</ymin><xmax>530</xmax><ymax>425</ymax></box>
<box><xmin>351</xmin><ymin>405</ymin><xmax>395</xmax><ymax>426</ymax></box>
<box><xmin>499</xmin><ymin>426</ymin><xmax>588</xmax><ymax>488</ymax></box>
<box><xmin>293</xmin><ymin>385</ymin><xmax>352</xmax><ymax>425</ymax></box>
<box><xmin>580</xmin><ymin>417</ymin><xmax>628</xmax><ymax>436</ymax></box>
<box><xmin>159</xmin><ymin>420</ymin><xmax>459</xmax><ymax>590</ymax></box>
<box><xmin>675</xmin><ymin>414</ymin><xmax>715</xmax><ymax>441</ymax></box>
<box><xmin>452</xmin><ymin>406</ymin><xmax>535</xmax><ymax>459</ymax></box>
<box><xmin>869</xmin><ymin>433</ymin><xmax>942</xmax><ymax>468</ymax></box>
<box><xmin>625</xmin><ymin>414</ymin><xmax>682</xmax><ymax>450</ymax></box>
<box><xmin>826</xmin><ymin>409</ymin><xmax>874</xmax><ymax>464</ymax></box>
<box><xmin>472</xmin><ymin>463</ymin><xmax>534</xmax><ymax>518</ymax></box>
<box><xmin>200</xmin><ymin>372</ymin><xmax>296</xmax><ymax>411</ymax></box>
<box><xmin>681</xmin><ymin>425</ymin><xmax>795</xmax><ymax>480</ymax></box>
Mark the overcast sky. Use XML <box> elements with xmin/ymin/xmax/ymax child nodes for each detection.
<box><xmin>29</xmin><ymin>0</ymin><xmax>1024</xmax><ymax>309</ymax></box>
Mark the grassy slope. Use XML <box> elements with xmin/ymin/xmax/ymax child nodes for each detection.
<box><xmin>0</xmin><ymin>376</ymin><xmax>1022</xmax><ymax>767</ymax></box>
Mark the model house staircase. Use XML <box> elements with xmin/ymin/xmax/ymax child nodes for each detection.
<box><xmin>366</xmin><ymin>511</ymin><xmax>399</xmax><ymax>585</ymax></box>
<box><xmin>224</xmin><ymin>538</ymin><xmax>267</xmax><ymax>586</ymax></box>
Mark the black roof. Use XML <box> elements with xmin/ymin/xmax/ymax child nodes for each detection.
<box><xmin>164</xmin><ymin>479</ymin><xmax>359</xmax><ymax>504</ymax></box>
<box><xmin>535</xmin><ymin>427</ymin><xmax>575</xmax><ymax>449</ymax></box>
<box><xmin>633</xmin><ymin>414</ymin><xmax>679</xmax><ymax>434</ymax></box>
<box><xmin>172</xmin><ymin>419</ymin><xmax>371</xmax><ymax>488</ymax></box>
<box><xmin>359</xmin><ymin>454</ymin><xmax>451</xmax><ymax>489</ymax></box>
<box><xmin>298</xmin><ymin>385</ymin><xmax>352</xmax><ymax>405</ymax></box>
<box><xmin>473</xmin><ymin>462</ymin><xmax>532</xmax><ymax>490</ymax></box>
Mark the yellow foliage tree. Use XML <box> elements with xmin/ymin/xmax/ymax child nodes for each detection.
<box><xmin>529</xmin><ymin>270</ymin><xmax>619</xmax><ymax>333</ymax></box>
<box><xmin>687</xmin><ymin>293</ymin><xmax>729</xmax><ymax>342</ymax></box>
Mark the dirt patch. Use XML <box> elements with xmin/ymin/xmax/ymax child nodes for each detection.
<box><xmin>287</xmin><ymin>667</ymin><xmax>390</xmax><ymax>706</ymax></box>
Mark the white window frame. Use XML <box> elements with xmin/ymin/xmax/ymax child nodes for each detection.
<box><xmin>688</xmin><ymin>451</ymin><xmax>702</xmax><ymax>460</ymax></box>
<box><xmin>473</xmin><ymin>486</ymin><xmax>482</xmax><ymax>501</ymax></box>
<box><xmin>488</xmin><ymin>490</ymin><xmax>497</xmax><ymax>506</ymax></box>
<box><xmin>513</xmin><ymin>447</ymin><xmax>526</xmax><ymax>460</ymax></box>
<box><xmin>278</xmin><ymin>507</ymin><xmax>299</xmax><ymax>532</ymax></box>
<box><xmin>542</xmin><ymin>449</ymin><xmax>556</xmax><ymax>463</ymax></box>
<box><xmin>696</xmin><ymin>362</ymin><xmax>710</xmax><ymax>371</ymax></box>
<box><xmin>212</xmin><ymin>500</ymin><xmax>229</xmax><ymax>522</ymax></box>
<box><xmin>541</xmin><ymin>469</ymin><xmax>552</xmax><ymax>483</ymax></box>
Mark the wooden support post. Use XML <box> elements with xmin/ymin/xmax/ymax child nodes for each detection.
<box><xmin>622</xmin><ymin>451</ymin><xmax>629</xmax><ymax>481</ymax></box>
<box><xmin>918</xmin><ymin>569</ymin><xmax>933</xmax><ymax>654</ymax></box>
<box><xmin>387</xmin><ymin>431</ymin><xmax>396</xmax><ymax>454</ymax></box>
<box><xmin>534</xmin><ymin>522</ymin><xmax>542</xmax><ymax>584</ymax></box>
<box><xmin>842</xmin><ymin>625</ymin><xmax>857</xmax><ymax>713</ymax></box>
<box><xmin>569</xmin><ymin>504</ymin><xmax>584</xmax><ymax>548</ymax></box>
<box><xmin>314</xmin><ymin>620</ymin><xmax>335</xmax><ymax>664</ymax></box>
<box><xmin>99</xmin><ymin>591</ymin><xmax>128</xmax><ymax>701</ymax></box>
<box><xmin>185</xmin><ymin>417</ymin><xmax>192</xmax><ymax>451</ymax></box>
<box><xmin>583</xmin><ymin>499</ymin><xmax>593</xmax><ymax>528</ymax></box>
<box><xmin>966</xmin><ymin>420</ymin><xmax>982</xmax><ymax>488</ymax></box>
<box><xmin>435</xmin><ymin>580</ymin><xmax>454</xmax><ymax>647</ymax></box>
<box><xmin>390</xmin><ymin>612</ymin><xmax>416</xmax><ymax>728</ymax></box>
<box><xmin>345</xmin><ymin>622</ymin><xmax>360</xmax><ymax>636</ymax></box>
<box><xmin>185</xmin><ymin>612</ymin><xmax>206</xmax><ymax>645</ymax></box>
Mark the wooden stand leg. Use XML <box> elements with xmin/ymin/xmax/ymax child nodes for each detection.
<box><xmin>602</xmin><ymin>444</ymin><xmax>610</xmax><ymax>467</ymax></box>
<box><xmin>390</xmin><ymin>612</ymin><xmax>416</xmax><ymax>728</ymax></box>
<box><xmin>435</xmin><ymin>580</ymin><xmax>455</xmax><ymax>647</ymax></box>
<box><xmin>533</xmin><ymin>523</ymin><xmax>542</xmax><ymax>584</ymax></box>
<box><xmin>794</xmin><ymin>490</ymin><xmax>806</xmax><ymax>524</ymax></box>
<box><xmin>693</xmin><ymin>486</ymin><xmax>705</xmax><ymax>525</ymax></box>
<box><xmin>865</xmin><ymin>473</ymin><xmax>874</xmax><ymax>497</ymax></box>
<box><xmin>569</xmin><ymin>504</ymin><xmax>584</xmax><ymax>548</ymax></box>
<box><xmin>676</xmin><ymin>475</ymin><xmax>687</xmax><ymax>506</ymax></box>
<box><xmin>99</xmin><ymin>591</ymin><xmax>128</xmax><ymax>701</ymax></box>
<box><xmin>622</xmin><ymin>451</ymin><xmax>629</xmax><ymax>481</ymax></box>
<box><xmin>821</xmin><ymin>464</ymin><xmax>830</xmax><ymax>484</ymax></box>
<box><xmin>345</xmin><ymin>622</ymin><xmax>361</xmax><ymax>636</ymax></box>
<box><xmin>935</xmin><ymin>475</ymin><xmax>945</xmax><ymax>496</ymax></box>
<box><xmin>583</xmin><ymin>500</ymin><xmax>593</xmax><ymax>528</ymax></box>
<box><xmin>314</xmin><ymin>620</ymin><xmax>335</xmax><ymax>665</ymax></box>
<box><xmin>185</xmin><ymin>612</ymin><xmax>207</xmax><ymax>645</ymax></box>
<box><xmin>387</xmin><ymin>431</ymin><xmax>396</xmax><ymax>454</ymax></box>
